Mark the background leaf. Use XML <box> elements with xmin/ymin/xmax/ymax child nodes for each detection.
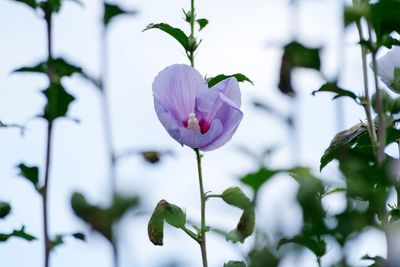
<box><xmin>0</xmin><ymin>226</ymin><xmax>36</xmax><ymax>242</ymax></box>
<box><xmin>103</xmin><ymin>3</ymin><xmax>138</xmax><ymax>26</ymax></box>
<box><xmin>0</xmin><ymin>202</ymin><xmax>11</xmax><ymax>219</ymax></box>
<box><xmin>17</xmin><ymin>163</ymin><xmax>40</xmax><ymax>190</ymax></box>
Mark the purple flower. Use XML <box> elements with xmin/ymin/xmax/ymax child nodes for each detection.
<box><xmin>153</xmin><ymin>64</ymin><xmax>243</xmax><ymax>151</ymax></box>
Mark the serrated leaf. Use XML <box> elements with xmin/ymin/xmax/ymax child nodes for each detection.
<box><xmin>207</xmin><ymin>73</ymin><xmax>253</xmax><ymax>88</ymax></box>
<box><xmin>312</xmin><ymin>82</ymin><xmax>359</xmax><ymax>102</ymax></box>
<box><xmin>13</xmin><ymin>0</ymin><xmax>37</xmax><ymax>9</ymax></box>
<box><xmin>196</xmin><ymin>18</ymin><xmax>208</xmax><ymax>31</ymax></box>
<box><xmin>224</xmin><ymin>261</ymin><xmax>246</xmax><ymax>267</ymax></box>
<box><xmin>0</xmin><ymin>202</ymin><xmax>11</xmax><ymax>219</ymax></box>
<box><xmin>42</xmin><ymin>82</ymin><xmax>75</xmax><ymax>121</ymax></box>
<box><xmin>14</xmin><ymin>58</ymin><xmax>85</xmax><ymax>81</ymax></box>
<box><xmin>0</xmin><ymin>226</ymin><xmax>36</xmax><ymax>242</ymax></box>
<box><xmin>103</xmin><ymin>3</ymin><xmax>137</xmax><ymax>26</ymax></box>
<box><xmin>17</xmin><ymin>163</ymin><xmax>40</xmax><ymax>190</ymax></box>
<box><xmin>143</xmin><ymin>23</ymin><xmax>189</xmax><ymax>51</ymax></box>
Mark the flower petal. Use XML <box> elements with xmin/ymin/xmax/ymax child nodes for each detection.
<box><xmin>153</xmin><ymin>64</ymin><xmax>208</xmax><ymax>123</ymax></box>
<box><xmin>200</xmin><ymin>94</ymin><xmax>243</xmax><ymax>151</ymax></box>
<box><xmin>154</xmin><ymin>99</ymin><xmax>223</xmax><ymax>149</ymax></box>
<box><xmin>376</xmin><ymin>46</ymin><xmax>400</xmax><ymax>89</ymax></box>
<box><xmin>210</xmin><ymin>77</ymin><xmax>241</xmax><ymax>107</ymax></box>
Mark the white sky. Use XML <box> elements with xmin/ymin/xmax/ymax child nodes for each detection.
<box><xmin>0</xmin><ymin>0</ymin><xmax>389</xmax><ymax>266</ymax></box>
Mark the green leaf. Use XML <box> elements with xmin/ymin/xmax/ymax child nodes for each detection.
<box><xmin>49</xmin><ymin>232</ymin><xmax>86</xmax><ymax>248</ymax></box>
<box><xmin>17</xmin><ymin>163</ymin><xmax>40</xmax><ymax>190</ymax></box>
<box><xmin>221</xmin><ymin>187</ymin><xmax>252</xmax><ymax>210</ymax></box>
<box><xmin>382</xmin><ymin>36</ymin><xmax>400</xmax><ymax>49</ymax></box>
<box><xmin>0</xmin><ymin>226</ymin><xmax>36</xmax><ymax>242</ymax></box>
<box><xmin>320</xmin><ymin>122</ymin><xmax>369</xmax><ymax>171</ymax></box>
<box><xmin>143</xmin><ymin>23</ymin><xmax>189</xmax><ymax>51</ymax></box>
<box><xmin>343</xmin><ymin>5</ymin><xmax>368</xmax><ymax>27</ymax></box>
<box><xmin>278</xmin><ymin>236</ymin><xmax>326</xmax><ymax>258</ymax></box>
<box><xmin>389</xmin><ymin>207</ymin><xmax>400</xmax><ymax>222</ymax></box>
<box><xmin>42</xmin><ymin>82</ymin><xmax>75</xmax><ymax>121</ymax></box>
<box><xmin>207</xmin><ymin>73</ymin><xmax>253</xmax><ymax>88</ymax></box>
<box><xmin>71</xmin><ymin>192</ymin><xmax>139</xmax><ymax>242</ymax></box>
<box><xmin>103</xmin><ymin>3</ymin><xmax>137</xmax><ymax>26</ymax></box>
<box><xmin>196</xmin><ymin>18</ymin><xmax>208</xmax><ymax>31</ymax></box>
<box><xmin>312</xmin><ymin>82</ymin><xmax>359</xmax><ymax>102</ymax></box>
<box><xmin>240</xmin><ymin>167</ymin><xmax>283</xmax><ymax>195</ymax></box>
<box><xmin>278</xmin><ymin>41</ymin><xmax>321</xmax><ymax>96</ymax></box>
<box><xmin>0</xmin><ymin>202</ymin><xmax>11</xmax><ymax>219</ymax></box>
<box><xmin>370</xmin><ymin>1</ymin><xmax>400</xmax><ymax>40</ymax></box>
<box><xmin>14</xmin><ymin>58</ymin><xmax>85</xmax><ymax>81</ymax></box>
<box><xmin>147</xmin><ymin>200</ymin><xmax>187</xmax><ymax>246</ymax></box>
<box><xmin>290</xmin><ymin>167</ymin><xmax>326</xmax><ymax>234</ymax></box>
<box><xmin>13</xmin><ymin>0</ymin><xmax>37</xmax><ymax>9</ymax></box>
<box><xmin>224</xmin><ymin>261</ymin><xmax>246</xmax><ymax>267</ymax></box>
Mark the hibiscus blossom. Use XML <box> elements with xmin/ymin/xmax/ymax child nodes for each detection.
<box><xmin>153</xmin><ymin>64</ymin><xmax>243</xmax><ymax>151</ymax></box>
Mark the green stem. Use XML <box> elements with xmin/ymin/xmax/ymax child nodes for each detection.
<box><xmin>368</xmin><ymin>41</ymin><xmax>385</xmax><ymax>163</ymax></box>
<box><xmin>189</xmin><ymin>0</ymin><xmax>195</xmax><ymax>67</ymax></box>
<box><xmin>205</xmin><ymin>194</ymin><xmax>221</xmax><ymax>200</ymax></box>
<box><xmin>182</xmin><ymin>226</ymin><xmax>200</xmax><ymax>242</ymax></box>
<box><xmin>355</xmin><ymin>20</ymin><xmax>378</xmax><ymax>157</ymax></box>
<box><xmin>194</xmin><ymin>148</ymin><xmax>208</xmax><ymax>267</ymax></box>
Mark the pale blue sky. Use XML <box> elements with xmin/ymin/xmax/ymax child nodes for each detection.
<box><xmin>0</xmin><ymin>0</ymin><xmax>387</xmax><ymax>266</ymax></box>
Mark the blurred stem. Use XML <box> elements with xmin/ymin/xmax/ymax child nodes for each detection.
<box><xmin>368</xmin><ymin>24</ymin><xmax>385</xmax><ymax>164</ymax></box>
<box><xmin>101</xmin><ymin>2</ymin><xmax>118</xmax><ymax>267</ymax></box>
<box><xmin>397</xmin><ymin>141</ymin><xmax>400</xmax><ymax>207</ymax></box>
<box><xmin>188</xmin><ymin>0</ymin><xmax>195</xmax><ymax>67</ymax></box>
<box><xmin>356</xmin><ymin>20</ymin><xmax>378</xmax><ymax>157</ymax></box>
<box><xmin>43</xmin><ymin>9</ymin><xmax>53</xmax><ymax>267</ymax></box>
<box><xmin>112</xmin><ymin>235</ymin><xmax>119</xmax><ymax>267</ymax></box>
<box><xmin>101</xmin><ymin>4</ymin><xmax>117</xmax><ymax>195</ymax></box>
<box><xmin>194</xmin><ymin>148</ymin><xmax>208</xmax><ymax>267</ymax></box>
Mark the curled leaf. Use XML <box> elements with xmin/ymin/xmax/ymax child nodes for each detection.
<box><xmin>147</xmin><ymin>200</ymin><xmax>186</xmax><ymax>246</ymax></box>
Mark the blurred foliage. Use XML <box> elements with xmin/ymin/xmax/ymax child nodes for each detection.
<box><xmin>278</xmin><ymin>41</ymin><xmax>321</xmax><ymax>96</ymax></box>
<box><xmin>71</xmin><ymin>193</ymin><xmax>139</xmax><ymax>242</ymax></box>
<box><xmin>103</xmin><ymin>3</ymin><xmax>137</xmax><ymax>26</ymax></box>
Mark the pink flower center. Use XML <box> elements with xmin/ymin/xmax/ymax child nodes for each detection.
<box><xmin>183</xmin><ymin>113</ymin><xmax>210</xmax><ymax>134</ymax></box>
